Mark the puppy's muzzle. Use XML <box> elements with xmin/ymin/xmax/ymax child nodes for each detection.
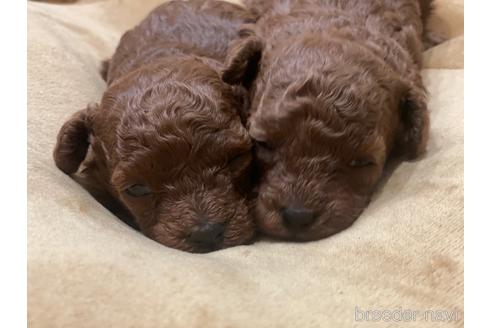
<box><xmin>188</xmin><ymin>222</ymin><xmax>225</xmax><ymax>251</ymax></box>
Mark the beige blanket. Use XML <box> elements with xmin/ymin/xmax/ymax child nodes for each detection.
<box><xmin>27</xmin><ymin>0</ymin><xmax>464</xmax><ymax>327</ymax></box>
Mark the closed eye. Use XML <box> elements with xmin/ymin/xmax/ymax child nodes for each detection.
<box><xmin>255</xmin><ymin>140</ymin><xmax>273</xmax><ymax>151</ymax></box>
<box><xmin>125</xmin><ymin>184</ymin><xmax>152</xmax><ymax>197</ymax></box>
<box><xmin>349</xmin><ymin>159</ymin><xmax>375</xmax><ymax>168</ymax></box>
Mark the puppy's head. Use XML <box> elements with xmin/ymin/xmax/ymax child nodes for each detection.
<box><xmin>54</xmin><ymin>57</ymin><xmax>255</xmax><ymax>252</ymax></box>
<box><xmin>223</xmin><ymin>33</ymin><xmax>428</xmax><ymax>240</ymax></box>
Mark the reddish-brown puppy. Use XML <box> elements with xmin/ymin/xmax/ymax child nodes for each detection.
<box><xmin>222</xmin><ymin>0</ymin><xmax>435</xmax><ymax>241</ymax></box>
<box><xmin>54</xmin><ymin>0</ymin><xmax>257</xmax><ymax>253</ymax></box>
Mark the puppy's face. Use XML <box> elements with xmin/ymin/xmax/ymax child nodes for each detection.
<box><xmin>223</xmin><ymin>36</ymin><xmax>428</xmax><ymax>241</ymax></box>
<box><xmin>55</xmin><ymin>58</ymin><xmax>256</xmax><ymax>252</ymax></box>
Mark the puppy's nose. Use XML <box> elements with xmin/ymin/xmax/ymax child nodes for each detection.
<box><xmin>189</xmin><ymin>222</ymin><xmax>225</xmax><ymax>248</ymax></box>
<box><xmin>281</xmin><ymin>207</ymin><xmax>316</xmax><ymax>229</ymax></box>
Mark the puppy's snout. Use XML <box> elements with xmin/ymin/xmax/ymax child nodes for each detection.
<box><xmin>189</xmin><ymin>222</ymin><xmax>225</xmax><ymax>249</ymax></box>
<box><xmin>281</xmin><ymin>207</ymin><xmax>317</xmax><ymax>229</ymax></box>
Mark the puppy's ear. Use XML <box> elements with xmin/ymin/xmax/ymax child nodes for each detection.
<box><xmin>100</xmin><ymin>59</ymin><xmax>110</xmax><ymax>82</ymax></box>
<box><xmin>221</xmin><ymin>26</ymin><xmax>264</xmax><ymax>86</ymax></box>
<box><xmin>53</xmin><ymin>103</ymin><xmax>98</xmax><ymax>174</ymax></box>
<box><xmin>396</xmin><ymin>84</ymin><xmax>430</xmax><ymax>159</ymax></box>
<box><xmin>229</xmin><ymin>85</ymin><xmax>251</xmax><ymax>125</ymax></box>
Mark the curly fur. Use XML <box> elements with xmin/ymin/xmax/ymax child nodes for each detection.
<box><xmin>53</xmin><ymin>0</ymin><xmax>258</xmax><ymax>253</ymax></box>
<box><xmin>222</xmin><ymin>0</ymin><xmax>434</xmax><ymax>241</ymax></box>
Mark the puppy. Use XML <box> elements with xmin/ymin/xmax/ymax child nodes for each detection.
<box><xmin>54</xmin><ymin>0</ymin><xmax>257</xmax><ymax>253</ymax></box>
<box><xmin>222</xmin><ymin>0</ymin><xmax>434</xmax><ymax>241</ymax></box>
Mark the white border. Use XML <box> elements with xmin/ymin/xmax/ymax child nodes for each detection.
<box><xmin>0</xmin><ymin>1</ymin><xmax>27</xmax><ymax>327</ymax></box>
<box><xmin>464</xmin><ymin>1</ymin><xmax>492</xmax><ymax>327</ymax></box>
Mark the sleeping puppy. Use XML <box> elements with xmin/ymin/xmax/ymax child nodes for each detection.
<box><xmin>222</xmin><ymin>0</ymin><xmax>435</xmax><ymax>241</ymax></box>
<box><xmin>53</xmin><ymin>0</ymin><xmax>257</xmax><ymax>253</ymax></box>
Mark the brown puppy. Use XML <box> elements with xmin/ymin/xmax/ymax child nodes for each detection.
<box><xmin>54</xmin><ymin>0</ymin><xmax>257</xmax><ymax>253</ymax></box>
<box><xmin>222</xmin><ymin>0</ymin><xmax>434</xmax><ymax>241</ymax></box>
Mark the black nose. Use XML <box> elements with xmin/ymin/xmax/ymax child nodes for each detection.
<box><xmin>189</xmin><ymin>222</ymin><xmax>225</xmax><ymax>249</ymax></box>
<box><xmin>281</xmin><ymin>207</ymin><xmax>316</xmax><ymax>229</ymax></box>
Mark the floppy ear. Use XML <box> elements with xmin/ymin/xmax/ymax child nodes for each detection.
<box><xmin>100</xmin><ymin>59</ymin><xmax>110</xmax><ymax>82</ymax></box>
<box><xmin>229</xmin><ymin>85</ymin><xmax>251</xmax><ymax>125</ymax></box>
<box><xmin>396</xmin><ymin>84</ymin><xmax>430</xmax><ymax>159</ymax></box>
<box><xmin>53</xmin><ymin>103</ymin><xmax>98</xmax><ymax>174</ymax></box>
<box><xmin>221</xmin><ymin>29</ymin><xmax>264</xmax><ymax>86</ymax></box>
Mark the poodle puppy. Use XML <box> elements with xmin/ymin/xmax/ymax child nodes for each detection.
<box><xmin>222</xmin><ymin>0</ymin><xmax>435</xmax><ymax>241</ymax></box>
<box><xmin>54</xmin><ymin>0</ymin><xmax>257</xmax><ymax>253</ymax></box>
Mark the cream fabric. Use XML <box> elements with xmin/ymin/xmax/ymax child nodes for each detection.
<box><xmin>27</xmin><ymin>0</ymin><xmax>464</xmax><ymax>327</ymax></box>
